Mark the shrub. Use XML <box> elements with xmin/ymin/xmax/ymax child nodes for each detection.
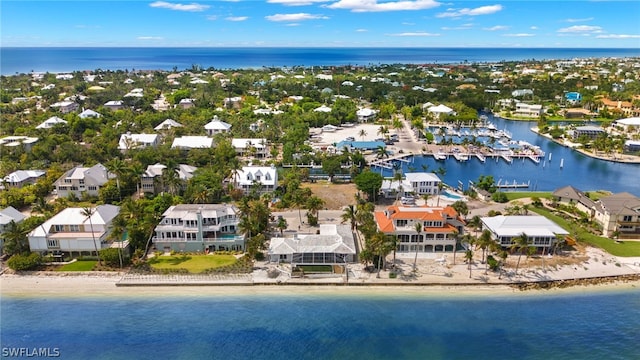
<box><xmin>7</xmin><ymin>253</ymin><xmax>42</xmax><ymax>271</ymax></box>
<box><xmin>487</xmin><ymin>255</ymin><xmax>499</xmax><ymax>271</ymax></box>
<box><xmin>389</xmin><ymin>272</ymin><xmax>397</xmax><ymax>279</ymax></box>
<box><xmin>99</xmin><ymin>248</ymin><xmax>129</xmax><ymax>267</ymax></box>
<box><xmin>491</xmin><ymin>192</ymin><xmax>508</xmax><ymax>203</ymax></box>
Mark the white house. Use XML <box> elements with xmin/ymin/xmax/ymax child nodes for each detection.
<box><xmin>54</xmin><ymin>163</ymin><xmax>114</xmax><ymax>198</ymax></box>
<box><xmin>79</xmin><ymin>109</ymin><xmax>102</xmax><ymax>119</ymax></box>
<box><xmin>427</xmin><ymin>104</ymin><xmax>456</xmax><ymax>118</ymax></box>
<box><xmin>104</xmin><ymin>100</ymin><xmax>125</xmax><ymax>111</ymax></box>
<box><xmin>141</xmin><ymin>163</ymin><xmax>197</xmax><ymax>194</ymax></box>
<box><xmin>0</xmin><ymin>136</ymin><xmax>39</xmax><ymax>152</ymax></box>
<box><xmin>480</xmin><ymin>215</ymin><xmax>568</xmax><ymax>251</ymax></box>
<box><xmin>50</xmin><ymin>101</ymin><xmax>78</xmax><ymax>114</ymax></box>
<box><xmin>154</xmin><ymin>118</ymin><xmax>183</xmax><ymax>131</ymax></box>
<box><xmin>28</xmin><ymin>205</ymin><xmax>121</xmax><ymax>257</ymax></box>
<box><xmin>593</xmin><ymin>192</ymin><xmax>640</xmax><ymax>239</ymax></box>
<box><xmin>2</xmin><ymin>170</ymin><xmax>46</xmax><ymax>189</ymax></box>
<box><xmin>356</xmin><ymin>108</ymin><xmax>377</xmax><ymax>122</ymax></box>
<box><xmin>231</xmin><ymin>165</ymin><xmax>278</xmax><ymax>195</ymax></box>
<box><xmin>268</xmin><ymin>224</ymin><xmax>356</xmax><ymax>265</ymax></box>
<box><xmin>514</xmin><ymin>103</ymin><xmax>543</xmax><ymax>118</ymax></box>
<box><xmin>171</xmin><ymin>136</ymin><xmax>213</xmax><ymax>149</ymax></box>
<box><xmin>404</xmin><ymin>172</ymin><xmax>442</xmax><ymax>196</ymax></box>
<box><xmin>231</xmin><ymin>138</ymin><xmax>268</xmax><ymax>158</ymax></box>
<box><xmin>36</xmin><ymin>116</ymin><xmax>67</xmax><ymax>129</ymax></box>
<box><xmin>204</xmin><ymin>116</ymin><xmax>232</xmax><ymax>135</ymax></box>
<box><xmin>118</xmin><ymin>133</ymin><xmax>159</xmax><ymax>151</ymax></box>
<box><xmin>152</xmin><ymin>204</ymin><xmax>244</xmax><ymax>253</ymax></box>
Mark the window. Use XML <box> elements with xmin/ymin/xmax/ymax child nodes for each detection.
<box><xmin>88</xmin><ymin>186</ymin><xmax>97</xmax><ymax>191</ymax></box>
<box><xmin>53</xmin><ymin>225</ymin><xmax>64</xmax><ymax>232</ymax></box>
<box><xmin>623</xmin><ymin>215</ymin><xmax>633</xmax><ymax>222</ymax></box>
<box><xmin>69</xmin><ymin>225</ymin><xmax>80</xmax><ymax>232</ymax></box>
<box><xmin>396</xmin><ymin>220</ymin><xmax>408</xmax><ymax>227</ymax></box>
<box><xmin>47</xmin><ymin>239</ymin><xmax>59</xmax><ymax>248</ymax></box>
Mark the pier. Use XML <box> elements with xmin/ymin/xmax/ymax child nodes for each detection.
<box><xmin>496</xmin><ymin>179</ymin><xmax>530</xmax><ymax>189</ymax></box>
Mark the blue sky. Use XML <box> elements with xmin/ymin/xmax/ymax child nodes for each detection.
<box><xmin>2</xmin><ymin>1</ymin><xmax>639</xmax><ymax>47</ymax></box>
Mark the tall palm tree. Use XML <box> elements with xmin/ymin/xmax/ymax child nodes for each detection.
<box><xmin>413</xmin><ymin>222</ymin><xmax>422</xmax><ymax>271</ymax></box>
<box><xmin>341</xmin><ymin>204</ymin><xmax>357</xmax><ymax>232</ymax></box>
<box><xmin>465</xmin><ymin>248</ymin><xmax>474</xmax><ymax>278</ymax></box>
<box><xmin>358</xmin><ymin>128</ymin><xmax>367</xmax><ymax>141</ymax></box>
<box><xmin>306</xmin><ymin>195</ymin><xmax>325</xmax><ymax>223</ymax></box>
<box><xmin>476</xmin><ymin>230</ymin><xmax>494</xmax><ymax>264</ymax></box>
<box><xmin>81</xmin><ymin>207</ymin><xmax>102</xmax><ymax>266</ymax></box>
<box><xmin>511</xmin><ymin>232</ymin><xmax>531</xmax><ymax>275</ymax></box>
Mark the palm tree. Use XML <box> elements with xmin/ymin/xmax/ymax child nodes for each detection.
<box><xmin>81</xmin><ymin>207</ymin><xmax>102</xmax><ymax>266</ymax></box>
<box><xmin>465</xmin><ymin>248</ymin><xmax>474</xmax><ymax>278</ymax></box>
<box><xmin>276</xmin><ymin>217</ymin><xmax>288</xmax><ymax>235</ymax></box>
<box><xmin>306</xmin><ymin>195</ymin><xmax>325</xmax><ymax>224</ymax></box>
<box><xmin>511</xmin><ymin>232</ymin><xmax>531</xmax><ymax>275</ymax></box>
<box><xmin>476</xmin><ymin>230</ymin><xmax>494</xmax><ymax>264</ymax></box>
<box><xmin>412</xmin><ymin>222</ymin><xmax>422</xmax><ymax>271</ymax></box>
<box><xmin>0</xmin><ymin>220</ymin><xmax>29</xmax><ymax>256</ymax></box>
<box><xmin>375</xmin><ymin>145</ymin><xmax>389</xmax><ymax>159</ymax></box>
<box><xmin>358</xmin><ymin>128</ymin><xmax>367</xmax><ymax>141</ymax></box>
<box><xmin>341</xmin><ymin>204</ymin><xmax>357</xmax><ymax>232</ymax></box>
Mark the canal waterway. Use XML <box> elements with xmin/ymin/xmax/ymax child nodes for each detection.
<box><xmin>376</xmin><ymin>115</ymin><xmax>640</xmax><ymax>196</ymax></box>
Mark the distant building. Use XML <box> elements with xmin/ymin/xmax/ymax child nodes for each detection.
<box><xmin>231</xmin><ymin>165</ymin><xmax>278</xmax><ymax>195</ymax></box>
<box><xmin>514</xmin><ymin>103</ymin><xmax>543</xmax><ymax>118</ymax></box>
<box><xmin>50</xmin><ymin>101</ymin><xmax>78</xmax><ymax>114</ymax></box>
<box><xmin>171</xmin><ymin>136</ymin><xmax>213</xmax><ymax>149</ymax></box>
<box><xmin>565</xmin><ymin>92</ymin><xmax>582</xmax><ymax>105</ymax></box>
<box><xmin>36</xmin><ymin>116</ymin><xmax>67</xmax><ymax>129</ymax></box>
<box><xmin>118</xmin><ymin>133</ymin><xmax>160</xmax><ymax>151</ymax></box>
<box><xmin>104</xmin><ymin>100</ymin><xmax>125</xmax><ymax>111</ymax></box>
<box><xmin>154</xmin><ymin>118</ymin><xmax>183</xmax><ymax>131</ymax></box>
<box><xmin>204</xmin><ymin>116</ymin><xmax>232</xmax><ymax>135</ymax></box>
<box><xmin>571</xmin><ymin>126</ymin><xmax>605</xmax><ymax>140</ymax></box>
<box><xmin>78</xmin><ymin>109</ymin><xmax>102</xmax><ymax>119</ymax></box>
<box><xmin>0</xmin><ymin>136</ymin><xmax>39</xmax><ymax>152</ymax></box>
<box><xmin>624</xmin><ymin>140</ymin><xmax>640</xmax><ymax>153</ymax></box>
<box><xmin>511</xmin><ymin>89</ymin><xmax>534</xmax><ymax>98</ymax></box>
<box><xmin>231</xmin><ymin>138</ymin><xmax>268</xmax><ymax>158</ymax></box>
<box><xmin>404</xmin><ymin>172</ymin><xmax>442</xmax><ymax>196</ymax></box>
<box><xmin>356</xmin><ymin>108</ymin><xmax>377</xmax><ymax>122</ymax></box>
<box><xmin>2</xmin><ymin>170</ymin><xmax>46</xmax><ymax>189</ymax></box>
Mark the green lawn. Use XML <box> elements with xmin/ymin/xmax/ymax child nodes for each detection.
<box><xmin>57</xmin><ymin>260</ymin><xmax>97</xmax><ymax>271</ymax></box>
<box><xmin>148</xmin><ymin>254</ymin><xmax>237</xmax><ymax>273</ymax></box>
<box><xmin>504</xmin><ymin>192</ymin><xmax>552</xmax><ymax>201</ymax></box>
<box><xmin>531</xmin><ymin>207</ymin><xmax>640</xmax><ymax>257</ymax></box>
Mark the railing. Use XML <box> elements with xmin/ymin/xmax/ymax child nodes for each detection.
<box><xmin>153</xmin><ymin>236</ymin><xmax>244</xmax><ymax>243</ymax></box>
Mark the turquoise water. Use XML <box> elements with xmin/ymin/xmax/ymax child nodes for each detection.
<box><xmin>442</xmin><ymin>190</ymin><xmax>464</xmax><ymax>200</ymax></box>
<box><xmin>2</xmin><ymin>289</ymin><xmax>639</xmax><ymax>359</ymax></box>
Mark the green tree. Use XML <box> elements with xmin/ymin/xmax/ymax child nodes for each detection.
<box><xmin>354</xmin><ymin>170</ymin><xmax>383</xmax><ymax>202</ymax></box>
<box><xmin>451</xmin><ymin>200</ymin><xmax>469</xmax><ymax>220</ymax></box>
<box><xmin>276</xmin><ymin>217</ymin><xmax>288</xmax><ymax>235</ymax></box>
<box><xmin>511</xmin><ymin>232</ymin><xmax>532</xmax><ymax>275</ymax></box>
<box><xmin>1</xmin><ymin>220</ymin><xmax>30</xmax><ymax>256</ymax></box>
<box><xmin>81</xmin><ymin>207</ymin><xmax>102</xmax><ymax>266</ymax></box>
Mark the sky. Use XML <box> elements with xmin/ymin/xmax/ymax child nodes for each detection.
<box><xmin>1</xmin><ymin>0</ymin><xmax>640</xmax><ymax>48</ymax></box>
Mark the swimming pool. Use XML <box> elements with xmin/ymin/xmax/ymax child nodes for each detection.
<box><xmin>442</xmin><ymin>190</ymin><xmax>466</xmax><ymax>201</ymax></box>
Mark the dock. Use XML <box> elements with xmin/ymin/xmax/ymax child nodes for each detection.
<box><xmin>500</xmin><ymin>154</ymin><xmax>513</xmax><ymax>164</ymax></box>
<box><xmin>453</xmin><ymin>153</ymin><xmax>469</xmax><ymax>162</ymax></box>
<box><xmin>496</xmin><ymin>179</ymin><xmax>530</xmax><ymax>189</ymax></box>
<box><xmin>474</xmin><ymin>153</ymin><xmax>486</xmax><ymax>163</ymax></box>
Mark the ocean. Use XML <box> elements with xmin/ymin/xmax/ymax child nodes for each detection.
<box><xmin>1</xmin><ymin>47</ymin><xmax>639</xmax><ymax>75</ymax></box>
<box><xmin>1</xmin><ymin>288</ymin><xmax>639</xmax><ymax>359</ymax></box>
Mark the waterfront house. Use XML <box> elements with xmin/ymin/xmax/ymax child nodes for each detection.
<box><xmin>230</xmin><ymin>165</ymin><xmax>278</xmax><ymax>195</ymax></box>
<box><xmin>552</xmin><ymin>185</ymin><xmax>596</xmax><ymax>217</ymax></box>
<box><xmin>268</xmin><ymin>224</ymin><xmax>356</xmax><ymax>265</ymax></box>
<box><xmin>614</xmin><ymin>117</ymin><xmax>640</xmax><ymax>134</ymax></box>
<box><xmin>2</xmin><ymin>170</ymin><xmax>46</xmax><ymax>189</ymax></box>
<box><xmin>204</xmin><ymin>116</ymin><xmax>232</xmax><ymax>135</ymax></box>
<box><xmin>514</xmin><ymin>103</ymin><xmax>543</xmax><ymax>118</ymax></box>
<box><xmin>405</xmin><ymin>172</ymin><xmax>442</xmax><ymax>196</ymax></box>
<box><xmin>480</xmin><ymin>215</ymin><xmax>568</xmax><ymax>251</ymax></box>
<box><xmin>36</xmin><ymin>116</ymin><xmax>67</xmax><ymax>129</ymax></box>
<box><xmin>171</xmin><ymin>136</ymin><xmax>213</xmax><ymax>150</ymax></box>
<box><xmin>54</xmin><ymin>163</ymin><xmax>114</xmax><ymax>198</ymax></box>
<box><xmin>50</xmin><ymin>101</ymin><xmax>78</xmax><ymax>114</ymax></box>
<box><xmin>571</xmin><ymin>126</ymin><xmax>605</xmax><ymax>140</ymax></box>
<box><xmin>593</xmin><ymin>192</ymin><xmax>640</xmax><ymax>239</ymax></box>
<box><xmin>375</xmin><ymin>205</ymin><xmax>464</xmax><ymax>253</ymax></box>
<box><xmin>624</xmin><ymin>140</ymin><xmax>640</xmax><ymax>153</ymax></box>
<box><xmin>231</xmin><ymin>138</ymin><xmax>268</xmax><ymax>158</ymax></box>
<box><xmin>118</xmin><ymin>133</ymin><xmax>159</xmax><ymax>151</ymax></box>
<box><xmin>27</xmin><ymin>204</ymin><xmax>121</xmax><ymax>257</ymax></box>
<box><xmin>427</xmin><ymin>104</ymin><xmax>456</xmax><ymax>119</ymax></box>
<box><xmin>152</xmin><ymin>204</ymin><xmax>244</xmax><ymax>253</ymax></box>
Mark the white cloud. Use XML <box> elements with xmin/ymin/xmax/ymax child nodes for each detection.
<box><xmin>502</xmin><ymin>33</ymin><xmax>534</xmax><ymax>37</ymax></box>
<box><xmin>483</xmin><ymin>25</ymin><xmax>509</xmax><ymax>31</ymax></box>
<box><xmin>265</xmin><ymin>13</ymin><xmax>329</xmax><ymax>21</ymax></box>
<box><xmin>530</xmin><ymin>26</ymin><xmax>538</xmax><ymax>30</ymax></box>
<box><xmin>327</xmin><ymin>0</ymin><xmax>441</xmax><ymax>13</ymax></box>
<box><xmin>596</xmin><ymin>34</ymin><xmax>640</xmax><ymax>39</ymax></box>
<box><xmin>286</xmin><ymin>23</ymin><xmax>302</xmax><ymax>26</ymax></box>
<box><xmin>387</xmin><ymin>32</ymin><xmax>440</xmax><ymax>36</ymax></box>
<box><xmin>557</xmin><ymin>25</ymin><xmax>603</xmax><ymax>33</ymax></box>
<box><xmin>441</xmin><ymin>25</ymin><xmax>472</xmax><ymax>30</ymax></box>
<box><xmin>149</xmin><ymin>1</ymin><xmax>209</xmax><ymax>12</ymax></box>
<box><xmin>226</xmin><ymin>16</ymin><xmax>248</xmax><ymax>21</ymax></box>
<box><xmin>206</xmin><ymin>15</ymin><xmax>218</xmax><ymax>20</ymax></box>
<box><xmin>268</xmin><ymin>0</ymin><xmax>332</xmax><ymax>5</ymax></box>
<box><xmin>437</xmin><ymin>4</ymin><xmax>502</xmax><ymax>18</ymax></box>
<box><xmin>137</xmin><ymin>36</ymin><xmax>164</xmax><ymax>40</ymax></box>
<box><xmin>356</xmin><ymin>28</ymin><xmax>368</xmax><ymax>32</ymax></box>
<box><xmin>566</xmin><ymin>17</ymin><xmax>594</xmax><ymax>23</ymax></box>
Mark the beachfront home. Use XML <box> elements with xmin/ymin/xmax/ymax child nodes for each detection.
<box><xmin>152</xmin><ymin>204</ymin><xmax>244</xmax><ymax>253</ymax></box>
<box><xmin>36</xmin><ymin>116</ymin><xmax>67</xmax><ymax>129</ymax></box>
<box><xmin>141</xmin><ymin>163</ymin><xmax>197</xmax><ymax>194</ymax></box>
<box><xmin>54</xmin><ymin>163</ymin><xmax>114</xmax><ymax>198</ymax></box>
<box><xmin>375</xmin><ymin>205</ymin><xmax>464</xmax><ymax>253</ymax></box>
<box><xmin>552</xmin><ymin>185</ymin><xmax>596</xmax><ymax>217</ymax></box>
<box><xmin>2</xmin><ymin>170</ymin><xmax>46</xmax><ymax>189</ymax></box>
<box><xmin>480</xmin><ymin>215</ymin><xmax>569</xmax><ymax>251</ymax></box>
<box><xmin>230</xmin><ymin>165</ymin><xmax>278</xmax><ymax>195</ymax></box>
<box><xmin>118</xmin><ymin>133</ymin><xmax>159</xmax><ymax>151</ymax></box>
<box><xmin>593</xmin><ymin>192</ymin><xmax>640</xmax><ymax>239</ymax></box>
<box><xmin>171</xmin><ymin>136</ymin><xmax>213</xmax><ymax>150</ymax></box>
<box><xmin>268</xmin><ymin>224</ymin><xmax>356</xmax><ymax>265</ymax></box>
<box><xmin>204</xmin><ymin>116</ymin><xmax>232</xmax><ymax>135</ymax></box>
<box><xmin>231</xmin><ymin>138</ymin><xmax>268</xmax><ymax>158</ymax></box>
<box><xmin>27</xmin><ymin>205</ymin><xmax>121</xmax><ymax>257</ymax></box>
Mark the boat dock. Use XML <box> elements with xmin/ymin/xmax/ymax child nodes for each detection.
<box><xmin>370</xmin><ymin>153</ymin><xmax>413</xmax><ymax>169</ymax></box>
<box><xmin>496</xmin><ymin>179</ymin><xmax>530</xmax><ymax>189</ymax></box>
